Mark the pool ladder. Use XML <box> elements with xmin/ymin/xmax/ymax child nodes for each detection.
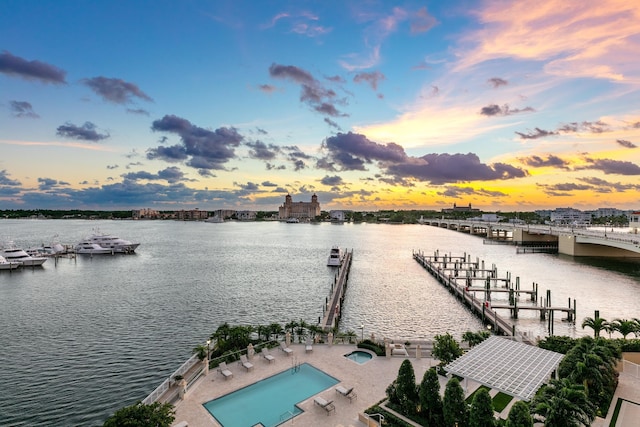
<box><xmin>279</xmin><ymin>409</ymin><xmax>295</xmax><ymax>424</ymax></box>
<box><xmin>291</xmin><ymin>357</ymin><xmax>300</xmax><ymax>373</ymax></box>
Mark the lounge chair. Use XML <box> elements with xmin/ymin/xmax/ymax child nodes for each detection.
<box><xmin>314</xmin><ymin>397</ymin><xmax>335</xmax><ymax>415</ymax></box>
<box><xmin>217</xmin><ymin>361</ymin><xmax>233</xmax><ymax>379</ymax></box>
<box><xmin>305</xmin><ymin>337</ymin><xmax>313</xmax><ymax>353</ymax></box>
<box><xmin>280</xmin><ymin>341</ymin><xmax>293</xmax><ymax>356</ymax></box>
<box><xmin>336</xmin><ymin>385</ymin><xmax>357</xmax><ymax>402</ymax></box>
<box><xmin>239</xmin><ymin>354</ymin><xmax>254</xmax><ymax>371</ymax></box>
<box><xmin>262</xmin><ymin>347</ymin><xmax>275</xmax><ymax>363</ymax></box>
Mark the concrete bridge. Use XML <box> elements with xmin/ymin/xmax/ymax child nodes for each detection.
<box><xmin>419</xmin><ymin>219</ymin><xmax>640</xmax><ymax>258</ymax></box>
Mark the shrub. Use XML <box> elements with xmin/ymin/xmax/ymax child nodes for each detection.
<box><xmin>358</xmin><ymin>339</ymin><xmax>385</xmax><ymax>356</ymax></box>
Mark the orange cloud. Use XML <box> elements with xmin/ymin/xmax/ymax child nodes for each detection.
<box><xmin>456</xmin><ymin>0</ymin><xmax>640</xmax><ymax>82</ymax></box>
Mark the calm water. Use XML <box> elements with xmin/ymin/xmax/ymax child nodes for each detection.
<box><xmin>1</xmin><ymin>219</ymin><xmax>639</xmax><ymax>426</ymax></box>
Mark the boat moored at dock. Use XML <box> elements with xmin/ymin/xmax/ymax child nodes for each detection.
<box><xmin>78</xmin><ymin>229</ymin><xmax>140</xmax><ymax>254</ymax></box>
<box><xmin>327</xmin><ymin>246</ymin><xmax>343</xmax><ymax>267</ymax></box>
<box><xmin>0</xmin><ymin>255</ymin><xmax>22</xmax><ymax>270</ymax></box>
<box><xmin>1</xmin><ymin>242</ymin><xmax>48</xmax><ymax>266</ymax></box>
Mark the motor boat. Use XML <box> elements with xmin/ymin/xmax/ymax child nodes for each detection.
<box><xmin>0</xmin><ymin>255</ymin><xmax>21</xmax><ymax>271</ymax></box>
<box><xmin>327</xmin><ymin>246</ymin><xmax>343</xmax><ymax>267</ymax></box>
<box><xmin>27</xmin><ymin>238</ymin><xmax>68</xmax><ymax>257</ymax></box>
<box><xmin>79</xmin><ymin>229</ymin><xmax>140</xmax><ymax>253</ymax></box>
<box><xmin>74</xmin><ymin>242</ymin><xmax>117</xmax><ymax>255</ymax></box>
<box><xmin>1</xmin><ymin>242</ymin><xmax>48</xmax><ymax>266</ymax></box>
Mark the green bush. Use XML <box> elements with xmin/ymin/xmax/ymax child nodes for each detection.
<box><xmin>358</xmin><ymin>339</ymin><xmax>386</xmax><ymax>356</ymax></box>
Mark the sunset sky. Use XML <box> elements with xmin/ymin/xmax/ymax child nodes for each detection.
<box><xmin>1</xmin><ymin>0</ymin><xmax>639</xmax><ymax>212</ymax></box>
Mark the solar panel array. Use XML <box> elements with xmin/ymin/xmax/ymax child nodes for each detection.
<box><xmin>444</xmin><ymin>336</ymin><xmax>564</xmax><ymax>401</ymax></box>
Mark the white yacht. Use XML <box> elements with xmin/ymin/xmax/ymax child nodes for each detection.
<box><xmin>79</xmin><ymin>230</ymin><xmax>140</xmax><ymax>253</ymax></box>
<box><xmin>74</xmin><ymin>242</ymin><xmax>117</xmax><ymax>255</ymax></box>
<box><xmin>327</xmin><ymin>246</ymin><xmax>343</xmax><ymax>267</ymax></box>
<box><xmin>1</xmin><ymin>242</ymin><xmax>48</xmax><ymax>266</ymax></box>
<box><xmin>0</xmin><ymin>255</ymin><xmax>22</xmax><ymax>270</ymax></box>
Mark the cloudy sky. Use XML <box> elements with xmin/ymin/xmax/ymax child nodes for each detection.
<box><xmin>1</xmin><ymin>0</ymin><xmax>639</xmax><ymax>212</ymax></box>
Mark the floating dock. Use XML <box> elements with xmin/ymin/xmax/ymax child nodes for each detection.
<box><xmin>413</xmin><ymin>250</ymin><xmax>576</xmax><ymax>340</ymax></box>
<box><xmin>319</xmin><ymin>250</ymin><xmax>353</xmax><ymax>330</ymax></box>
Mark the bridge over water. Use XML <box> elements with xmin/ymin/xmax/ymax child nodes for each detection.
<box><xmin>419</xmin><ymin>219</ymin><xmax>640</xmax><ymax>258</ymax></box>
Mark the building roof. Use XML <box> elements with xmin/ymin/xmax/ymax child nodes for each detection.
<box><xmin>444</xmin><ymin>336</ymin><xmax>564</xmax><ymax>401</ymax></box>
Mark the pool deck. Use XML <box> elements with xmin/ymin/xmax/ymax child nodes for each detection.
<box><xmin>172</xmin><ymin>342</ymin><xmax>436</xmax><ymax>427</ymax></box>
<box><xmin>171</xmin><ymin>342</ymin><xmax>640</xmax><ymax>427</ymax></box>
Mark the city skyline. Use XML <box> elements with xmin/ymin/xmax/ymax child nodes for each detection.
<box><xmin>1</xmin><ymin>1</ymin><xmax>639</xmax><ymax>212</ymax></box>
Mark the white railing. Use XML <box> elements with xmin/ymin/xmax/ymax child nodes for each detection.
<box><xmin>142</xmin><ymin>353</ymin><xmax>200</xmax><ymax>405</ymax></box>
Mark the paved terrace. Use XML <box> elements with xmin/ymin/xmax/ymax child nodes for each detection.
<box><xmin>170</xmin><ymin>342</ymin><xmax>640</xmax><ymax>427</ymax></box>
<box><xmin>171</xmin><ymin>342</ymin><xmax>441</xmax><ymax>427</ymax></box>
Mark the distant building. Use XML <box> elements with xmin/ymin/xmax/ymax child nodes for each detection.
<box><xmin>278</xmin><ymin>194</ymin><xmax>320</xmax><ymax>220</ymax></box>
<box><xmin>236</xmin><ymin>210</ymin><xmax>256</xmax><ymax>221</ymax></box>
<box><xmin>629</xmin><ymin>211</ymin><xmax>640</xmax><ymax>226</ymax></box>
<box><xmin>210</xmin><ymin>209</ymin><xmax>236</xmax><ymax>220</ymax></box>
<box><xmin>132</xmin><ymin>208</ymin><xmax>160</xmax><ymax>219</ymax></box>
<box><xmin>549</xmin><ymin>208</ymin><xmax>591</xmax><ymax>226</ymax></box>
<box><xmin>593</xmin><ymin>207</ymin><xmax>626</xmax><ymax>218</ymax></box>
<box><xmin>176</xmin><ymin>208</ymin><xmax>208</xmax><ymax>221</ymax></box>
<box><xmin>442</xmin><ymin>203</ymin><xmax>480</xmax><ymax>213</ymax></box>
<box><xmin>329</xmin><ymin>210</ymin><xmax>345</xmax><ymax>222</ymax></box>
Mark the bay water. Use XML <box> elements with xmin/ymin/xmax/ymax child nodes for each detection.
<box><xmin>1</xmin><ymin>219</ymin><xmax>639</xmax><ymax>426</ymax></box>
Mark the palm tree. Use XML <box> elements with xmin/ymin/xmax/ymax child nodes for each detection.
<box><xmin>581</xmin><ymin>316</ymin><xmax>610</xmax><ymax>338</ymax></box>
<box><xmin>558</xmin><ymin>337</ymin><xmax>621</xmax><ymax>411</ymax></box>
<box><xmin>268</xmin><ymin>322</ymin><xmax>283</xmax><ymax>341</ymax></box>
<box><xmin>295</xmin><ymin>319</ymin><xmax>308</xmax><ymax>343</ymax></box>
<box><xmin>211</xmin><ymin>322</ymin><xmax>231</xmax><ymax>342</ymax></box>
<box><xmin>531</xmin><ymin>378</ymin><xmax>596</xmax><ymax>426</ymax></box>
<box><xmin>284</xmin><ymin>320</ymin><xmax>298</xmax><ymax>337</ymax></box>
<box><xmin>192</xmin><ymin>344</ymin><xmax>208</xmax><ymax>361</ymax></box>
<box><xmin>610</xmin><ymin>318</ymin><xmax>639</xmax><ymax>339</ymax></box>
<box><xmin>306</xmin><ymin>323</ymin><xmax>322</xmax><ymax>342</ymax></box>
<box><xmin>255</xmin><ymin>324</ymin><xmax>269</xmax><ymax>341</ymax></box>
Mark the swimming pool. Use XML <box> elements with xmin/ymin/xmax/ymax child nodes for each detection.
<box><xmin>203</xmin><ymin>363</ymin><xmax>339</xmax><ymax>427</ymax></box>
<box><xmin>344</xmin><ymin>350</ymin><xmax>373</xmax><ymax>364</ymax></box>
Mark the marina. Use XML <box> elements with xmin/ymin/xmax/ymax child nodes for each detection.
<box><xmin>1</xmin><ymin>220</ymin><xmax>640</xmax><ymax>426</ymax></box>
<box><xmin>413</xmin><ymin>250</ymin><xmax>577</xmax><ymax>339</ymax></box>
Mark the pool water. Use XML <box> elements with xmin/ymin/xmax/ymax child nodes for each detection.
<box><xmin>203</xmin><ymin>363</ymin><xmax>339</xmax><ymax>427</ymax></box>
<box><xmin>344</xmin><ymin>350</ymin><xmax>373</xmax><ymax>364</ymax></box>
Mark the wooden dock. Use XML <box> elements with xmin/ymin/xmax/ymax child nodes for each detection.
<box><xmin>319</xmin><ymin>250</ymin><xmax>353</xmax><ymax>331</ymax></box>
<box><xmin>413</xmin><ymin>250</ymin><xmax>576</xmax><ymax>340</ymax></box>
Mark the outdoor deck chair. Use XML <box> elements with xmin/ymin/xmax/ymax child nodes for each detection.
<box><xmin>217</xmin><ymin>361</ymin><xmax>233</xmax><ymax>379</ymax></box>
<box><xmin>336</xmin><ymin>385</ymin><xmax>357</xmax><ymax>402</ymax></box>
<box><xmin>305</xmin><ymin>337</ymin><xmax>313</xmax><ymax>353</ymax></box>
<box><xmin>314</xmin><ymin>397</ymin><xmax>336</xmax><ymax>415</ymax></box>
<box><xmin>280</xmin><ymin>341</ymin><xmax>293</xmax><ymax>356</ymax></box>
<box><xmin>239</xmin><ymin>354</ymin><xmax>254</xmax><ymax>371</ymax></box>
<box><xmin>261</xmin><ymin>347</ymin><xmax>275</xmax><ymax>363</ymax></box>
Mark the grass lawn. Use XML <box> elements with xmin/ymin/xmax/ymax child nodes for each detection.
<box><xmin>492</xmin><ymin>392</ymin><xmax>513</xmax><ymax>412</ymax></box>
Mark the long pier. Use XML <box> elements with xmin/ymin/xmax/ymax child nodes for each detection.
<box><xmin>413</xmin><ymin>250</ymin><xmax>576</xmax><ymax>340</ymax></box>
<box><xmin>320</xmin><ymin>250</ymin><xmax>353</xmax><ymax>330</ymax></box>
